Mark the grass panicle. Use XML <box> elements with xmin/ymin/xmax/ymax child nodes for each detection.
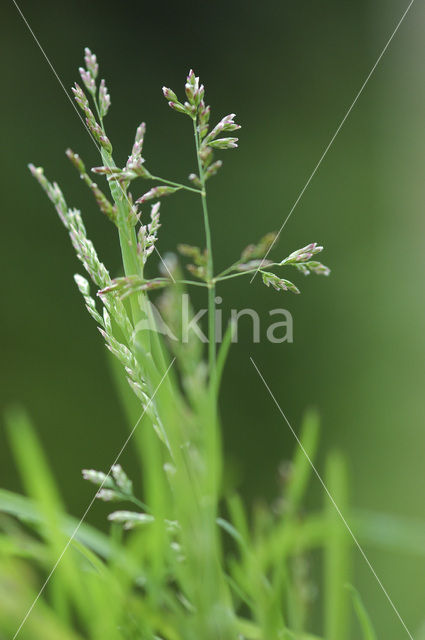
<box><xmin>2</xmin><ymin>47</ymin><xmax>416</xmax><ymax>640</ymax></box>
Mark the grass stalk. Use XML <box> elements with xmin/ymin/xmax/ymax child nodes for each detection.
<box><xmin>193</xmin><ymin>117</ymin><xmax>216</xmax><ymax>390</ymax></box>
<box><xmin>1</xmin><ymin>49</ymin><xmax>367</xmax><ymax>640</ymax></box>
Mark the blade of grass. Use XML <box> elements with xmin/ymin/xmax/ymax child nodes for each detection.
<box><xmin>347</xmin><ymin>585</ymin><xmax>377</xmax><ymax>640</ymax></box>
<box><xmin>285</xmin><ymin>409</ymin><xmax>320</xmax><ymax>516</ymax></box>
<box><xmin>215</xmin><ymin>320</ymin><xmax>235</xmax><ymax>397</ymax></box>
<box><xmin>323</xmin><ymin>451</ymin><xmax>351</xmax><ymax>640</ymax></box>
<box><xmin>3</xmin><ymin>409</ymin><xmax>124</xmax><ymax>634</ymax></box>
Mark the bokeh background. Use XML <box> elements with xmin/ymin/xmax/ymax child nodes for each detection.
<box><xmin>1</xmin><ymin>0</ymin><xmax>425</xmax><ymax>635</ymax></box>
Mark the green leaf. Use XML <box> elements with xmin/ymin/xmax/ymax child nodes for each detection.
<box><xmin>285</xmin><ymin>409</ymin><xmax>320</xmax><ymax>515</ymax></box>
<box><xmin>215</xmin><ymin>320</ymin><xmax>235</xmax><ymax>397</ymax></box>
<box><xmin>0</xmin><ymin>489</ymin><xmax>112</xmax><ymax>560</ymax></box>
<box><xmin>324</xmin><ymin>452</ymin><xmax>351</xmax><ymax>640</ymax></box>
<box><xmin>347</xmin><ymin>585</ymin><xmax>378</xmax><ymax>640</ymax></box>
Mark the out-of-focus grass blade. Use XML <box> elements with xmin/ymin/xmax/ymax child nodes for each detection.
<box><xmin>4</xmin><ymin>408</ymin><xmax>63</xmax><ymax>518</ymax></box>
<box><xmin>347</xmin><ymin>585</ymin><xmax>377</xmax><ymax>640</ymax></box>
<box><xmin>0</xmin><ymin>557</ymin><xmax>84</xmax><ymax>640</ymax></box>
<box><xmin>285</xmin><ymin>409</ymin><xmax>320</xmax><ymax>515</ymax></box>
<box><xmin>285</xmin><ymin>631</ymin><xmax>324</xmax><ymax>640</ymax></box>
<box><xmin>235</xmin><ymin>616</ymin><xmax>263</xmax><ymax>639</ymax></box>
<box><xmin>324</xmin><ymin>451</ymin><xmax>351</xmax><ymax>640</ymax></box>
<box><xmin>227</xmin><ymin>493</ymin><xmax>250</xmax><ymax>549</ymax></box>
<box><xmin>415</xmin><ymin>619</ymin><xmax>425</xmax><ymax>639</ymax></box>
<box><xmin>3</xmin><ymin>409</ymin><xmax>122</xmax><ymax>630</ymax></box>
<box><xmin>0</xmin><ymin>488</ymin><xmax>144</xmax><ymax>582</ymax></box>
<box><xmin>353</xmin><ymin>509</ymin><xmax>425</xmax><ymax>557</ymax></box>
<box><xmin>236</xmin><ymin>617</ymin><xmax>325</xmax><ymax>640</ymax></box>
<box><xmin>4</xmin><ymin>408</ymin><xmax>77</xmax><ymax>622</ymax></box>
<box><xmin>215</xmin><ymin>320</ymin><xmax>234</xmax><ymax>395</ymax></box>
<box><xmin>217</xmin><ymin>516</ymin><xmax>245</xmax><ymax>546</ymax></box>
<box><xmin>0</xmin><ymin>488</ymin><xmax>111</xmax><ymax>558</ymax></box>
<box><xmin>277</xmin><ymin>412</ymin><xmax>321</xmax><ymax>633</ymax></box>
<box><xmin>0</xmin><ymin>531</ymin><xmax>49</xmax><ymax>563</ymax></box>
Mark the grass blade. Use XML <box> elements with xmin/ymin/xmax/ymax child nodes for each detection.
<box><xmin>347</xmin><ymin>585</ymin><xmax>377</xmax><ymax>640</ymax></box>
<box><xmin>324</xmin><ymin>451</ymin><xmax>351</xmax><ymax>640</ymax></box>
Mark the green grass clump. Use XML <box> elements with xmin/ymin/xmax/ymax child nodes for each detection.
<box><xmin>0</xmin><ymin>48</ymin><xmax>419</xmax><ymax>640</ymax></box>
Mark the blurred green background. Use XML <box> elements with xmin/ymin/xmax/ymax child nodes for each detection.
<box><xmin>1</xmin><ymin>0</ymin><xmax>425</xmax><ymax>635</ymax></box>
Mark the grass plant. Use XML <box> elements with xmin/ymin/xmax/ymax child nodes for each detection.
<box><xmin>1</xmin><ymin>48</ymin><xmax>419</xmax><ymax>640</ymax></box>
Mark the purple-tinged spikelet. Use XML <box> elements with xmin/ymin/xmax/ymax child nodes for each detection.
<box><xmin>72</xmin><ymin>82</ymin><xmax>89</xmax><ymax>111</ymax></box>
<box><xmin>79</xmin><ymin>67</ymin><xmax>96</xmax><ymax>94</ymax></box>
<box><xmin>136</xmin><ymin>185</ymin><xmax>181</xmax><ymax>204</ymax></box>
<box><xmin>262</xmin><ymin>272</ymin><xmax>300</xmax><ymax>294</ymax></box>
<box><xmin>99</xmin><ymin>79</ymin><xmax>111</xmax><ymax>117</ymax></box>
<box><xmin>84</xmin><ymin>47</ymin><xmax>98</xmax><ymax>79</ymax></box>
<box><xmin>207</xmin><ymin>137</ymin><xmax>238</xmax><ymax>150</ymax></box>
